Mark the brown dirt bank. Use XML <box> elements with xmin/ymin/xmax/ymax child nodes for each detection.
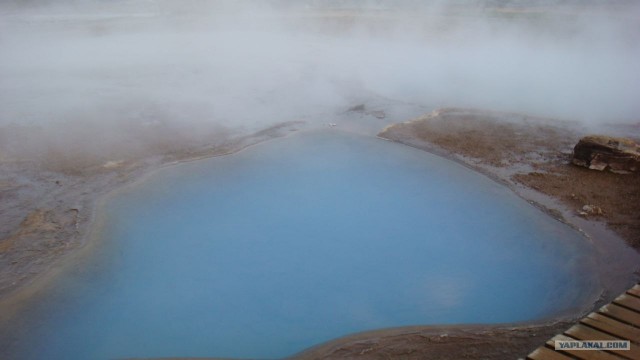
<box><xmin>292</xmin><ymin>322</ymin><xmax>573</xmax><ymax>360</ymax></box>
<box><xmin>379</xmin><ymin>108</ymin><xmax>640</xmax><ymax>249</ymax></box>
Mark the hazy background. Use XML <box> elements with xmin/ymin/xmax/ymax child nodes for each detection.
<box><xmin>1</xmin><ymin>0</ymin><xmax>639</xmax><ymax>165</ymax></box>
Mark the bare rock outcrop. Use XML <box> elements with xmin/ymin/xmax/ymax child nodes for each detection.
<box><xmin>572</xmin><ymin>135</ymin><xmax>640</xmax><ymax>173</ymax></box>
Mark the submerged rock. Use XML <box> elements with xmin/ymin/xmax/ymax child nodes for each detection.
<box><xmin>572</xmin><ymin>135</ymin><xmax>640</xmax><ymax>173</ymax></box>
<box><xmin>370</xmin><ymin>110</ymin><xmax>386</xmax><ymax>119</ymax></box>
<box><xmin>347</xmin><ymin>104</ymin><xmax>386</xmax><ymax>119</ymax></box>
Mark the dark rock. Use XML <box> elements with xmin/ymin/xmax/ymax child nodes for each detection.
<box><xmin>370</xmin><ymin>110</ymin><xmax>386</xmax><ymax>119</ymax></box>
<box><xmin>348</xmin><ymin>104</ymin><xmax>366</xmax><ymax>112</ymax></box>
<box><xmin>572</xmin><ymin>135</ymin><xmax>640</xmax><ymax>173</ymax></box>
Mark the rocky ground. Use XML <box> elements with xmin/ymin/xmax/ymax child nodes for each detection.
<box><xmin>379</xmin><ymin>108</ymin><xmax>640</xmax><ymax>249</ymax></box>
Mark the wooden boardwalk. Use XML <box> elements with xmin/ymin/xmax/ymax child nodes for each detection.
<box><xmin>527</xmin><ymin>284</ymin><xmax>640</xmax><ymax>360</ymax></box>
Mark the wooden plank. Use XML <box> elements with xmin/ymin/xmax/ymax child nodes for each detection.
<box><xmin>614</xmin><ymin>294</ymin><xmax>640</xmax><ymax>313</ymax></box>
<box><xmin>565</xmin><ymin>324</ymin><xmax>640</xmax><ymax>360</ymax></box>
<box><xmin>547</xmin><ymin>334</ymin><xmax>625</xmax><ymax>360</ymax></box>
<box><xmin>527</xmin><ymin>346</ymin><xmax>574</xmax><ymax>360</ymax></box>
<box><xmin>599</xmin><ymin>304</ymin><xmax>640</xmax><ymax>328</ymax></box>
<box><xmin>582</xmin><ymin>313</ymin><xmax>640</xmax><ymax>343</ymax></box>
<box><xmin>627</xmin><ymin>285</ymin><xmax>640</xmax><ymax>298</ymax></box>
<box><xmin>567</xmin><ymin>323</ymin><xmax>624</xmax><ymax>341</ymax></box>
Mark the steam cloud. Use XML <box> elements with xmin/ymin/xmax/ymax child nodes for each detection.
<box><xmin>1</xmin><ymin>0</ymin><xmax>639</xmax><ymax>161</ymax></box>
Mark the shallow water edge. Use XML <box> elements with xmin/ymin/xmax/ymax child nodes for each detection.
<box><xmin>0</xmin><ymin>121</ymin><xmax>305</xmax><ymax>321</ymax></box>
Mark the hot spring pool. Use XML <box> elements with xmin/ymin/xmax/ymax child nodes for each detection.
<box><xmin>6</xmin><ymin>131</ymin><xmax>597</xmax><ymax>359</ymax></box>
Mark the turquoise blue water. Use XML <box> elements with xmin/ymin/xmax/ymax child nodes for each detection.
<box><xmin>5</xmin><ymin>131</ymin><xmax>595</xmax><ymax>359</ymax></box>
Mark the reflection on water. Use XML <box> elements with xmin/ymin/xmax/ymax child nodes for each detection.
<box><xmin>3</xmin><ymin>131</ymin><xmax>597</xmax><ymax>359</ymax></box>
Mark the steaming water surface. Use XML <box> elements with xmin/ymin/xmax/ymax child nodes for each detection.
<box><xmin>9</xmin><ymin>131</ymin><xmax>596</xmax><ymax>359</ymax></box>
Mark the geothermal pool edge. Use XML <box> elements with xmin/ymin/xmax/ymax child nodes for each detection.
<box><xmin>1</xmin><ymin>122</ymin><xmax>638</xmax><ymax>360</ymax></box>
